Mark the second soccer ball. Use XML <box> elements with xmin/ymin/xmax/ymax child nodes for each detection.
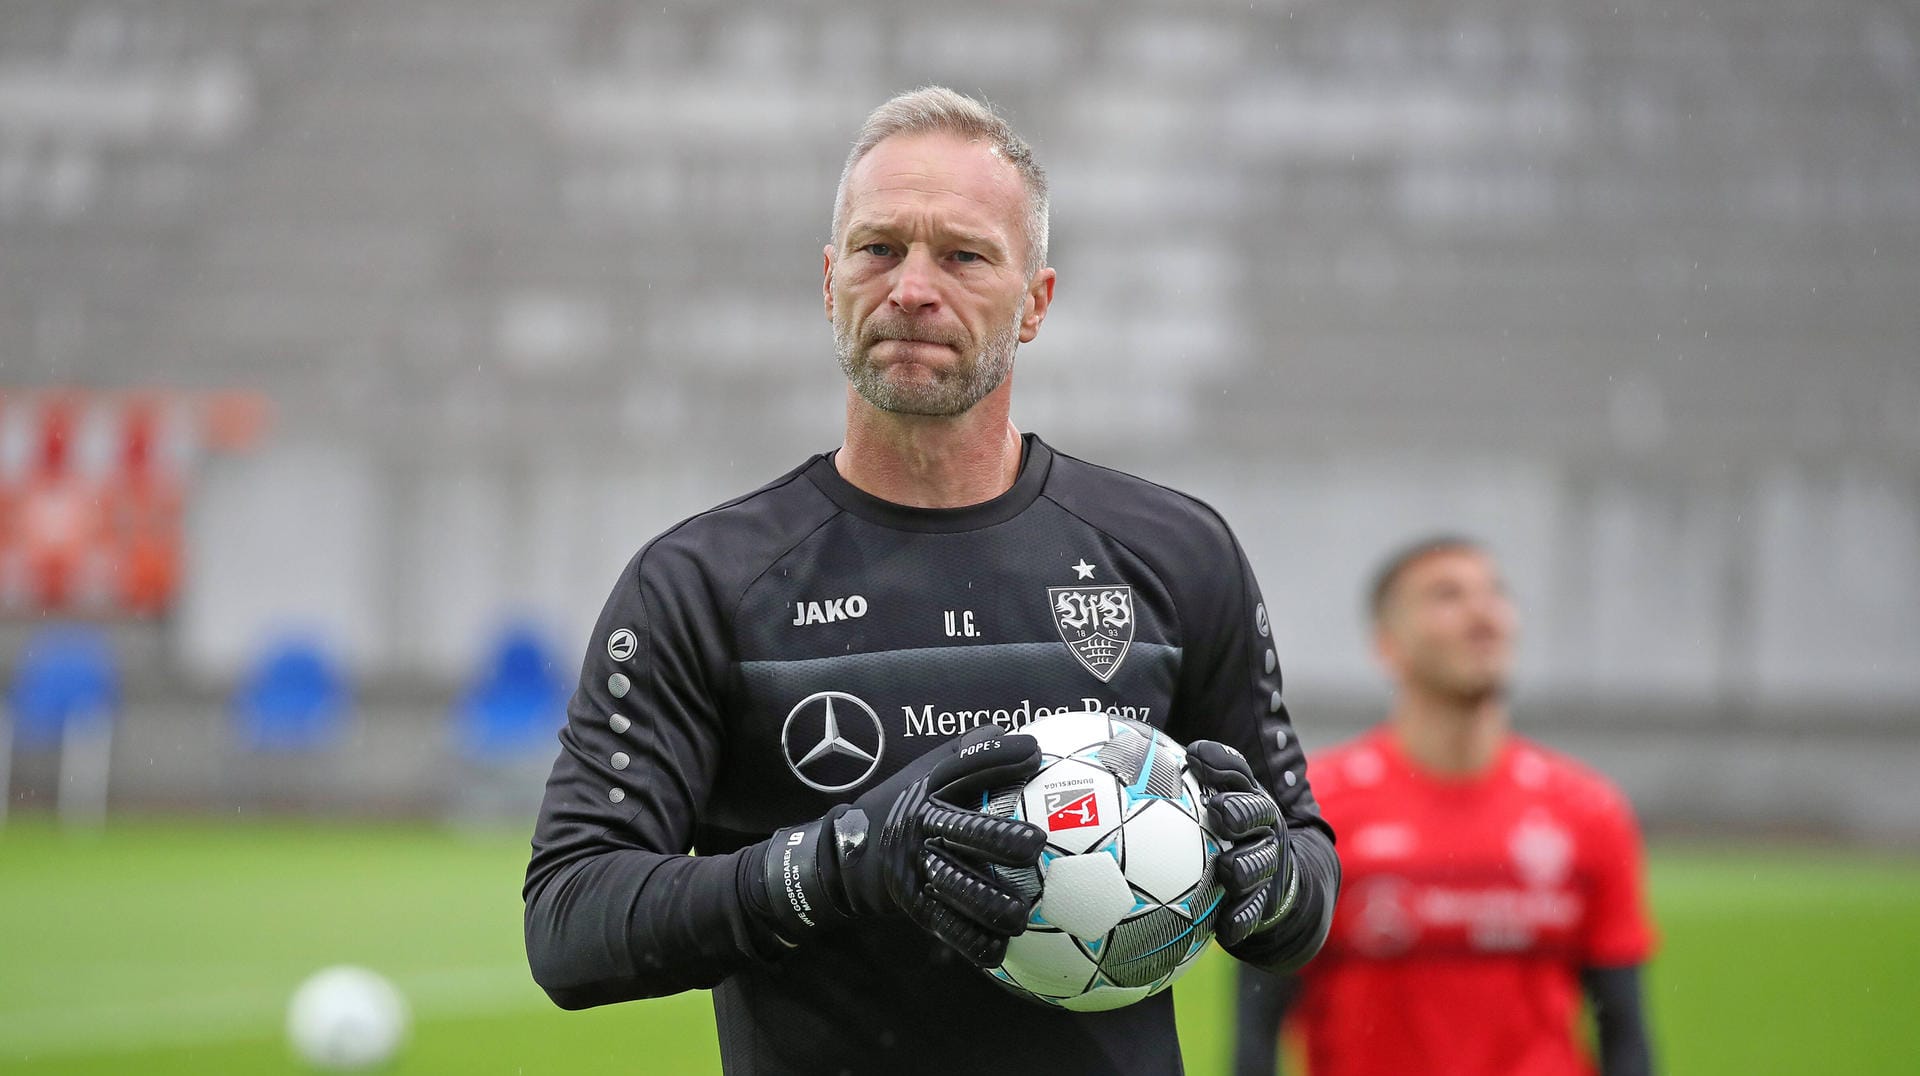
<box><xmin>286</xmin><ymin>964</ymin><xmax>410</xmax><ymax>1071</ymax></box>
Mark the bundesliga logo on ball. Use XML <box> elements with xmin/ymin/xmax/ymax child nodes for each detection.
<box><xmin>979</xmin><ymin>711</ymin><xmax>1226</xmax><ymax>1011</ymax></box>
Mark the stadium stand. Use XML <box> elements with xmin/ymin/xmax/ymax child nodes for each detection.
<box><xmin>0</xmin><ymin>0</ymin><xmax>1913</xmax><ymax>836</ymax></box>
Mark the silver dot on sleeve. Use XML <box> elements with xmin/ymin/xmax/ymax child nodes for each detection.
<box><xmin>609</xmin><ymin>787</ymin><xmax>626</xmax><ymax>803</ymax></box>
<box><xmin>1283</xmin><ymin>770</ymin><xmax>1298</xmax><ymax>787</ymax></box>
<box><xmin>611</xmin><ymin>752</ymin><xmax>630</xmax><ymax>770</ymax></box>
<box><xmin>1274</xmin><ymin>729</ymin><xmax>1288</xmax><ymax>749</ymax></box>
<box><xmin>1269</xmin><ymin>690</ymin><xmax>1283</xmax><ymax>714</ymax></box>
<box><xmin>608</xmin><ymin>673</ymin><xmax>630</xmax><ymax>698</ymax></box>
<box><xmin>1264</xmin><ymin>649</ymin><xmax>1277</xmax><ymax>674</ymax></box>
<box><xmin>609</xmin><ymin>714</ymin><xmax>631</xmax><ymax>734</ymax></box>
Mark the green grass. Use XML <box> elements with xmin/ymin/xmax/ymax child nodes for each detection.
<box><xmin>1</xmin><ymin>821</ymin><xmax>1916</xmax><ymax>1074</ymax></box>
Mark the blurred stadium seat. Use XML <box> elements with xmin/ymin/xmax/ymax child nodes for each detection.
<box><xmin>231</xmin><ymin>635</ymin><xmax>350</xmax><ymax>753</ymax></box>
<box><xmin>455</xmin><ymin>623</ymin><xmax>568</xmax><ymax>762</ymax></box>
<box><xmin>2</xmin><ymin>624</ymin><xmax>119</xmax><ymax>825</ymax></box>
<box><xmin>444</xmin><ymin>622</ymin><xmax>566</xmax><ymax>821</ymax></box>
<box><xmin>222</xmin><ymin>634</ymin><xmax>353</xmax><ymax>813</ymax></box>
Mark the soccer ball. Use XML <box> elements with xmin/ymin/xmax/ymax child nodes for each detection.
<box><xmin>981</xmin><ymin>711</ymin><xmax>1225</xmax><ymax>1011</ymax></box>
<box><xmin>287</xmin><ymin>965</ymin><xmax>410</xmax><ymax>1071</ymax></box>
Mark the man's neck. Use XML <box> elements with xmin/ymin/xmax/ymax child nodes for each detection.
<box><xmin>1388</xmin><ymin>687</ymin><xmax>1510</xmax><ymax>778</ymax></box>
<box><xmin>835</xmin><ymin>384</ymin><xmax>1023</xmax><ymax>509</ymax></box>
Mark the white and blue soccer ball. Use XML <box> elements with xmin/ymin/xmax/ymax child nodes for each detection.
<box><xmin>981</xmin><ymin>711</ymin><xmax>1225</xmax><ymax>1012</ymax></box>
<box><xmin>287</xmin><ymin>965</ymin><xmax>410</xmax><ymax>1071</ymax></box>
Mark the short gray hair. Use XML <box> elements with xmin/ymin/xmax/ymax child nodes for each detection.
<box><xmin>831</xmin><ymin>86</ymin><xmax>1049</xmax><ymax>275</ymax></box>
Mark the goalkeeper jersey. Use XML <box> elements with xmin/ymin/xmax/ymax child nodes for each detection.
<box><xmin>524</xmin><ymin>434</ymin><xmax>1338</xmax><ymax>1076</ymax></box>
<box><xmin>1291</xmin><ymin>727</ymin><xmax>1655</xmax><ymax>1076</ymax></box>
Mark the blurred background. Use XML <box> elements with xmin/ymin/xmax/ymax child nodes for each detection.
<box><xmin>1</xmin><ymin>0</ymin><xmax>1915</xmax><ymax>1072</ymax></box>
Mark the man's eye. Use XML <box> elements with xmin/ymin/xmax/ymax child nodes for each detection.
<box><xmin>952</xmin><ymin>250</ymin><xmax>981</xmax><ymax>263</ymax></box>
<box><xmin>863</xmin><ymin>243</ymin><xmax>894</xmax><ymax>257</ymax></box>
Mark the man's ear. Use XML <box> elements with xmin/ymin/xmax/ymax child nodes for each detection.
<box><xmin>822</xmin><ymin>244</ymin><xmax>836</xmax><ymax>320</ymax></box>
<box><xmin>1372</xmin><ymin>621</ymin><xmax>1404</xmax><ymax>681</ymax></box>
<box><xmin>1019</xmin><ymin>267</ymin><xmax>1056</xmax><ymax>344</ymax></box>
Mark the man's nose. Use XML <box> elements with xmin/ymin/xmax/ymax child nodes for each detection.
<box><xmin>1465</xmin><ymin>592</ymin><xmax>1512</xmax><ymax>635</ymax></box>
<box><xmin>887</xmin><ymin>247</ymin><xmax>941</xmax><ymax>313</ymax></box>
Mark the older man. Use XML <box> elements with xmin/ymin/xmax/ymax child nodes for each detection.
<box><xmin>524</xmin><ymin>87</ymin><xmax>1339</xmax><ymax>1075</ymax></box>
<box><xmin>1235</xmin><ymin>537</ymin><xmax>1655</xmax><ymax>1076</ymax></box>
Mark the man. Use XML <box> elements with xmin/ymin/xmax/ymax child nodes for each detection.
<box><xmin>523</xmin><ymin>87</ymin><xmax>1340</xmax><ymax>1075</ymax></box>
<box><xmin>1234</xmin><ymin>537</ymin><xmax>1656</xmax><ymax>1076</ymax></box>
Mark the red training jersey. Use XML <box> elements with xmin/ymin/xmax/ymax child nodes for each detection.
<box><xmin>1291</xmin><ymin>726</ymin><xmax>1656</xmax><ymax>1076</ymax></box>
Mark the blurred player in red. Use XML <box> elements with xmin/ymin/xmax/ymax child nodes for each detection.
<box><xmin>1235</xmin><ymin>536</ymin><xmax>1656</xmax><ymax>1076</ymax></box>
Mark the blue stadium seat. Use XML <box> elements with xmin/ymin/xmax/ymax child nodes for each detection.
<box><xmin>7</xmin><ymin>625</ymin><xmax>119</xmax><ymax>748</ymax></box>
<box><xmin>456</xmin><ymin>624</ymin><xmax>567</xmax><ymax>761</ymax></box>
<box><xmin>232</xmin><ymin>637</ymin><xmax>350</xmax><ymax>752</ymax></box>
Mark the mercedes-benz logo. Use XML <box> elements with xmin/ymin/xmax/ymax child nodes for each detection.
<box><xmin>780</xmin><ymin>691</ymin><xmax>885</xmax><ymax>793</ymax></box>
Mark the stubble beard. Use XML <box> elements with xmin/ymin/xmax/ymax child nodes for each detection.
<box><xmin>1446</xmin><ymin>680</ymin><xmax>1508</xmax><ymax>710</ymax></box>
<box><xmin>1425</xmin><ymin>656</ymin><xmax>1511</xmax><ymax>710</ymax></box>
<box><xmin>834</xmin><ymin>303</ymin><xmax>1024</xmax><ymax>417</ymax></box>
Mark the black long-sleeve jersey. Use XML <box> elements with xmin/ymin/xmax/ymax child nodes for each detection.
<box><xmin>525</xmin><ymin>435</ymin><xmax>1339</xmax><ymax>1076</ymax></box>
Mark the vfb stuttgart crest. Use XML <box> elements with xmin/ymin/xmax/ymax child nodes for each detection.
<box><xmin>1049</xmin><ymin>585</ymin><xmax>1134</xmax><ymax>682</ymax></box>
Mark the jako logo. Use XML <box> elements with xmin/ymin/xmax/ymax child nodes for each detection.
<box><xmin>1045</xmin><ymin>787</ymin><xmax>1101</xmax><ymax>831</ymax></box>
<box><xmin>792</xmin><ymin>595</ymin><xmax>868</xmax><ymax>626</ymax></box>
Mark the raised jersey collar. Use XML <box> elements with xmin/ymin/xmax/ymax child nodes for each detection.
<box><xmin>805</xmin><ymin>433</ymin><xmax>1053</xmax><ymax>534</ymax></box>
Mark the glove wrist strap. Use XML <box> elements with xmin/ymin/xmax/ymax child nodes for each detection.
<box><xmin>764</xmin><ymin>818</ymin><xmax>838</xmax><ymax>937</ymax></box>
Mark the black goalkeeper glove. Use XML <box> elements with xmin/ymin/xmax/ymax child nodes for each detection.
<box><xmin>1188</xmin><ymin>739</ymin><xmax>1297</xmax><ymax>949</ymax></box>
<box><xmin>761</xmin><ymin>725</ymin><xmax>1047</xmax><ymax>967</ymax></box>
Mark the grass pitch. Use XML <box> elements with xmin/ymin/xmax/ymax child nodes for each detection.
<box><xmin>1</xmin><ymin>820</ymin><xmax>1916</xmax><ymax>1074</ymax></box>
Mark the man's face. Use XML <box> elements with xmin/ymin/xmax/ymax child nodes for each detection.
<box><xmin>1374</xmin><ymin>548</ymin><xmax>1517</xmax><ymax>704</ymax></box>
<box><xmin>825</xmin><ymin>132</ymin><xmax>1053</xmax><ymax>417</ymax></box>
